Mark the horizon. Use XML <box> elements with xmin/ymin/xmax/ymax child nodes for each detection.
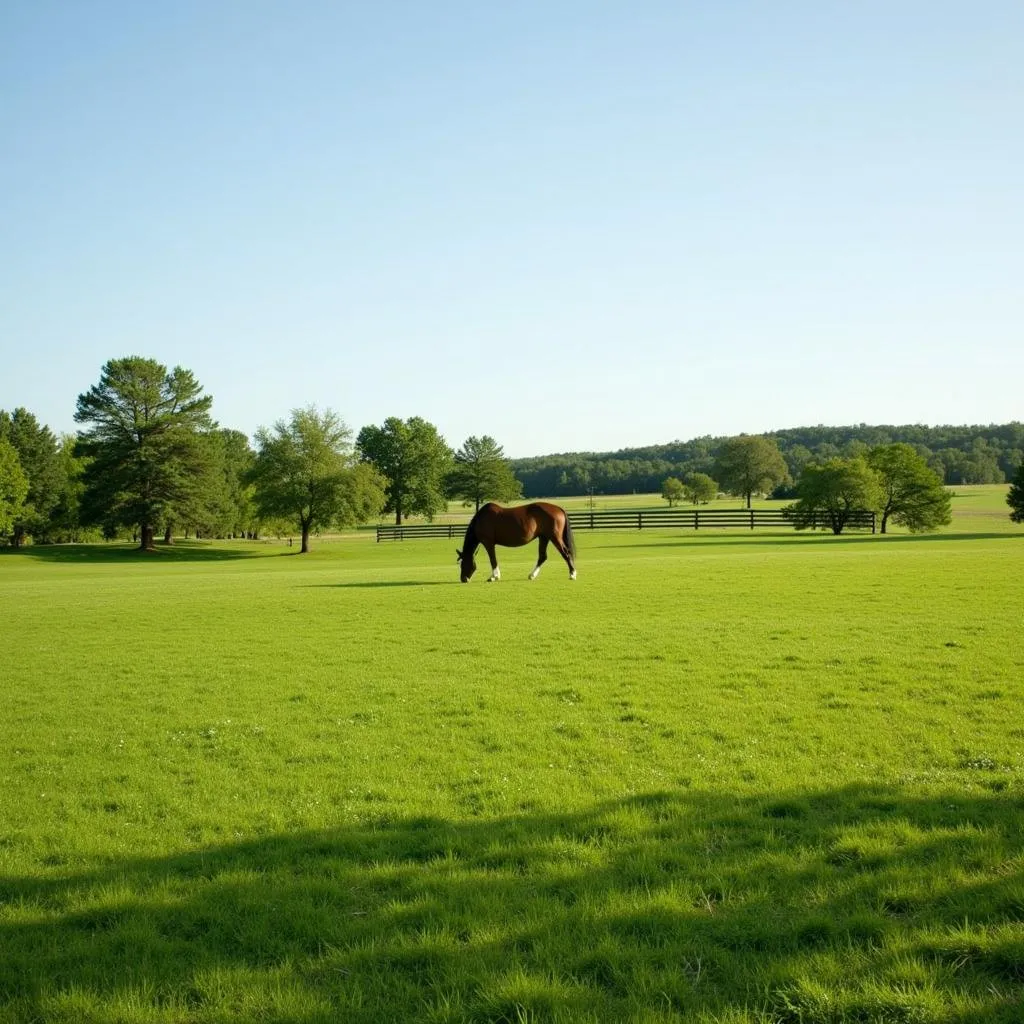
<box><xmin>5</xmin><ymin>394</ymin><xmax>1019</xmax><ymax>464</ymax></box>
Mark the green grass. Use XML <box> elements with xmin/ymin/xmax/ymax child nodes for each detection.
<box><xmin>1</xmin><ymin>486</ymin><xmax>1022</xmax><ymax>1022</ymax></box>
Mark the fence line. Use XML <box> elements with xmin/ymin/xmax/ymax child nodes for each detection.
<box><xmin>375</xmin><ymin>507</ymin><xmax>875</xmax><ymax>541</ymax></box>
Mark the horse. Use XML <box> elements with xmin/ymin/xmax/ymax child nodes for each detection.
<box><xmin>456</xmin><ymin>502</ymin><xmax>577</xmax><ymax>583</ymax></box>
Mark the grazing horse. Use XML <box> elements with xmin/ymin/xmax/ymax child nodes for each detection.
<box><xmin>456</xmin><ymin>502</ymin><xmax>577</xmax><ymax>583</ymax></box>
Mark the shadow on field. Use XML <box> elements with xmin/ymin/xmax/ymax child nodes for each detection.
<box><xmin>615</xmin><ymin>531</ymin><xmax>1021</xmax><ymax>551</ymax></box>
<box><xmin>308</xmin><ymin>580</ymin><xmax>455</xmax><ymax>589</ymax></box>
<box><xmin>2</xmin><ymin>786</ymin><xmax>1022</xmax><ymax>1023</ymax></box>
<box><xmin>0</xmin><ymin>542</ymin><xmax>267</xmax><ymax>564</ymax></box>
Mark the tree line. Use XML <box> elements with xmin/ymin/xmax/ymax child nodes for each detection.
<box><xmin>658</xmin><ymin>434</ymin><xmax>965</xmax><ymax>534</ymax></box>
<box><xmin>0</xmin><ymin>357</ymin><xmax>521</xmax><ymax>552</ymax></box>
<box><xmin>510</xmin><ymin>422</ymin><xmax>1024</xmax><ymax>497</ymax></box>
<box><xmin>2</xmin><ymin>357</ymin><xmax>1023</xmax><ymax>549</ymax></box>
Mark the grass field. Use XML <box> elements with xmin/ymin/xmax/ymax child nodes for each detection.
<box><xmin>2</xmin><ymin>486</ymin><xmax>1022</xmax><ymax>1022</ymax></box>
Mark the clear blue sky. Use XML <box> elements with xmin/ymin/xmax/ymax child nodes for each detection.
<box><xmin>2</xmin><ymin>2</ymin><xmax>1021</xmax><ymax>458</ymax></box>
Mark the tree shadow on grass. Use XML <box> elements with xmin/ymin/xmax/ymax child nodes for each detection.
<box><xmin>0</xmin><ymin>542</ymin><xmax>272</xmax><ymax>564</ymax></box>
<box><xmin>2</xmin><ymin>785</ymin><xmax>1022</xmax><ymax>1022</ymax></box>
<box><xmin>303</xmin><ymin>580</ymin><xmax>455</xmax><ymax>589</ymax></box>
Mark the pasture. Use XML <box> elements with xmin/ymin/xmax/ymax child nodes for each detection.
<box><xmin>1</xmin><ymin>487</ymin><xmax>1022</xmax><ymax>1022</ymax></box>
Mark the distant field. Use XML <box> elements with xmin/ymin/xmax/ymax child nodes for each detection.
<box><xmin>428</xmin><ymin>484</ymin><xmax>1017</xmax><ymax>534</ymax></box>
<box><xmin>1</xmin><ymin>484</ymin><xmax>1022</xmax><ymax>1022</ymax></box>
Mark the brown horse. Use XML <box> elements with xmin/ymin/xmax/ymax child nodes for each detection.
<box><xmin>456</xmin><ymin>502</ymin><xmax>577</xmax><ymax>583</ymax></box>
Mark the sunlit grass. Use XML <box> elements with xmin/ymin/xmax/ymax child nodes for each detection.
<box><xmin>1</xmin><ymin>487</ymin><xmax>1022</xmax><ymax>1022</ymax></box>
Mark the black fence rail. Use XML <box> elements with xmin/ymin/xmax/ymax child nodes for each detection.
<box><xmin>567</xmin><ymin>508</ymin><xmax>876</xmax><ymax>532</ymax></box>
<box><xmin>376</xmin><ymin>508</ymin><xmax>875</xmax><ymax>540</ymax></box>
<box><xmin>375</xmin><ymin>523</ymin><xmax>464</xmax><ymax>541</ymax></box>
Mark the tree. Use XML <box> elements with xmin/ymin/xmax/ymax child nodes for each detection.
<box><xmin>714</xmin><ymin>435</ymin><xmax>788</xmax><ymax>508</ymax></box>
<box><xmin>186</xmin><ymin>429</ymin><xmax>256</xmax><ymax>539</ymax></box>
<box><xmin>74</xmin><ymin>357</ymin><xmax>214</xmax><ymax>550</ymax></box>
<box><xmin>866</xmin><ymin>443</ymin><xmax>952</xmax><ymax>534</ymax></box>
<box><xmin>1008</xmin><ymin>460</ymin><xmax>1024</xmax><ymax>524</ymax></box>
<box><xmin>0</xmin><ymin>437</ymin><xmax>29</xmax><ymax>538</ymax></box>
<box><xmin>249</xmin><ymin>406</ymin><xmax>385</xmax><ymax>552</ymax></box>
<box><xmin>683</xmin><ymin>472</ymin><xmax>718</xmax><ymax>505</ymax></box>
<box><xmin>447</xmin><ymin>435</ymin><xmax>522</xmax><ymax>511</ymax></box>
<box><xmin>0</xmin><ymin>408</ymin><xmax>66</xmax><ymax>545</ymax></box>
<box><xmin>661</xmin><ymin>477</ymin><xmax>685</xmax><ymax>507</ymax></box>
<box><xmin>48</xmin><ymin>435</ymin><xmax>92</xmax><ymax>542</ymax></box>
<box><xmin>786</xmin><ymin>457</ymin><xmax>882</xmax><ymax>535</ymax></box>
<box><xmin>357</xmin><ymin>417</ymin><xmax>453</xmax><ymax>524</ymax></box>
<box><xmin>219</xmin><ymin>429</ymin><xmax>259</xmax><ymax>537</ymax></box>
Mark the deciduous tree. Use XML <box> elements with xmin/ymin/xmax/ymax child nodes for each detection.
<box><xmin>786</xmin><ymin>457</ymin><xmax>882</xmax><ymax>535</ymax></box>
<box><xmin>48</xmin><ymin>435</ymin><xmax>91</xmax><ymax>542</ymax></box>
<box><xmin>0</xmin><ymin>437</ymin><xmax>29</xmax><ymax>538</ymax></box>
<box><xmin>0</xmin><ymin>408</ymin><xmax>65</xmax><ymax>545</ymax></box>
<box><xmin>661</xmin><ymin>477</ymin><xmax>684</xmax><ymax>507</ymax></box>
<box><xmin>448</xmin><ymin>435</ymin><xmax>521</xmax><ymax>511</ymax></box>
<box><xmin>74</xmin><ymin>357</ymin><xmax>214</xmax><ymax>550</ymax></box>
<box><xmin>866</xmin><ymin>443</ymin><xmax>951</xmax><ymax>534</ymax></box>
<box><xmin>714</xmin><ymin>435</ymin><xmax>788</xmax><ymax>508</ymax></box>
<box><xmin>186</xmin><ymin>429</ymin><xmax>257</xmax><ymax>538</ymax></box>
<box><xmin>357</xmin><ymin>417</ymin><xmax>453</xmax><ymax>524</ymax></box>
<box><xmin>683</xmin><ymin>472</ymin><xmax>718</xmax><ymax>505</ymax></box>
<box><xmin>250</xmin><ymin>407</ymin><xmax>385</xmax><ymax>552</ymax></box>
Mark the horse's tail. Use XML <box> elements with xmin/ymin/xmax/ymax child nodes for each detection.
<box><xmin>562</xmin><ymin>510</ymin><xmax>576</xmax><ymax>560</ymax></box>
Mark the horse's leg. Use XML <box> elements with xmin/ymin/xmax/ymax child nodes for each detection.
<box><xmin>552</xmin><ymin>530</ymin><xmax>577</xmax><ymax>580</ymax></box>
<box><xmin>485</xmin><ymin>543</ymin><xmax>501</xmax><ymax>582</ymax></box>
<box><xmin>529</xmin><ymin>537</ymin><xmax>549</xmax><ymax>580</ymax></box>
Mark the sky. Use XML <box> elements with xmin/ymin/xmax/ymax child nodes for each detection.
<box><xmin>2</xmin><ymin>2</ymin><xmax>1022</xmax><ymax>458</ymax></box>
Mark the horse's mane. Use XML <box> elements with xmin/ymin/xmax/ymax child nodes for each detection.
<box><xmin>467</xmin><ymin>502</ymin><xmax>501</xmax><ymax>535</ymax></box>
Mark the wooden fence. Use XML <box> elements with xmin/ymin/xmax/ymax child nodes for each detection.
<box><xmin>376</xmin><ymin>507</ymin><xmax>875</xmax><ymax>540</ymax></box>
<box><xmin>375</xmin><ymin>523</ymin><xmax>464</xmax><ymax>541</ymax></box>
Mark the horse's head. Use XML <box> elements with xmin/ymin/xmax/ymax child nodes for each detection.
<box><xmin>456</xmin><ymin>548</ymin><xmax>476</xmax><ymax>583</ymax></box>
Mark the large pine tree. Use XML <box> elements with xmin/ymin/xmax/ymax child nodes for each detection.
<box><xmin>74</xmin><ymin>357</ymin><xmax>214</xmax><ymax>549</ymax></box>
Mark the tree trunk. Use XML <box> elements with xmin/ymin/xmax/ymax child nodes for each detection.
<box><xmin>880</xmin><ymin>512</ymin><xmax>889</xmax><ymax>534</ymax></box>
<box><xmin>140</xmin><ymin>523</ymin><xmax>156</xmax><ymax>550</ymax></box>
<box><xmin>301</xmin><ymin>524</ymin><xmax>310</xmax><ymax>553</ymax></box>
<box><xmin>163</xmin><ymin>525</ymin><xmax>173</xmax><ymax>544</ymax></box>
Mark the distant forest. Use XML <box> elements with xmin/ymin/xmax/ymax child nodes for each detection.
<box><xmin>510</xmin><ymin>423</ymin><xmax>1024</xmax><ymax>498</ymax></box>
